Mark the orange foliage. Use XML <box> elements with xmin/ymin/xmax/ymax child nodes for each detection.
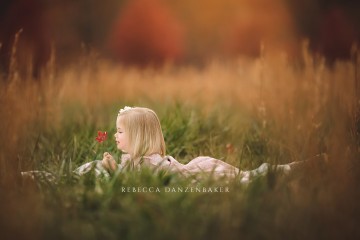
<box><xmin>107</xmin><ymin>0</ymin><xmax>185</xmax><ymax>66</ymax></box>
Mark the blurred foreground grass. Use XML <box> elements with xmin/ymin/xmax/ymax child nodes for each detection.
<box><xmin>1</xmin><ymin>49</ymin><xmax>360</xmax><ymax>239</ymax></box>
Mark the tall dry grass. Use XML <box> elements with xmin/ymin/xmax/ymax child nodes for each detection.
<box><xmin>1</xmin><ymin>41</ymin><xmax>359</xmax><ymax>189</ymax></box>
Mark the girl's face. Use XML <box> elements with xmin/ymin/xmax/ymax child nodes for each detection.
<box><xmin>114</xmin><ymin>117</ymin><xmax>131</xmax><ymax>153</ymax></box>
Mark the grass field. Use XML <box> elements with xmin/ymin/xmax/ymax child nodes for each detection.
<box><xmin>1</xmin><ymin>47</ymin><xmax>360</xmax><ymax>239</ymax></box>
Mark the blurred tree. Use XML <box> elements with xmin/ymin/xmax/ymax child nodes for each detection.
<box><xmin>222</xmin><ymin>0</ymin><xmax>298</xmax><ymax>59</ymax></box>
<box><xmin>316</xmin><ymin>7</ymin><xmax>358</xmax><ymax>62</ymax></box>
<box><xmin>285</xmin><ymin>0</ymin><xmax>360</xmax><ymax>61</ymax></box>
<box><xmin>107</xmin><ymin>0</ymin><xmax>185</xmax><ymax>67</ymax></box>
<box><xmin>41</xmin><ymin>0</ymin><xmax>126</xmax><ymax>65</ymax></box>
<box><xmin>0</xmin><ymin>0</ymin><xmax>51</xmax><ymax>78</ymax></box>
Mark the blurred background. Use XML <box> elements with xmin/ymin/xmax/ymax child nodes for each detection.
<box><xmin>0</xmin><ymin>0</ymin><xmax>359</xmax><ymax>73</ymax></box>
<box><xmin>1</xmin><ymin>1</ymin><xmax>360</xmax><ymax>239</ymax></box>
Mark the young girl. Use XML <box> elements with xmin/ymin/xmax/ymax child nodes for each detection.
<box><xmin>75</xmin><ymin>106</ymin><xmax>301</xmax><ymax>183</ymax></box>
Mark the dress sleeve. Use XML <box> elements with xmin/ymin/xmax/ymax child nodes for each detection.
<box><xmin>141</xmin><ymin>155</ymin><xmax>172</xmax><ymax>172</ymax></box>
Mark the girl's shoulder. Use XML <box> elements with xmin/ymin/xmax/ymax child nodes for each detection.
<box><xmin>143</xmin><ymin>153</ymin><xmax>168</xmax><ymax>164</ymax></box>
<box><xmin>142</xmin><ymin>154</ymin><xmax>182</xmax><ymax>169</ymax></box>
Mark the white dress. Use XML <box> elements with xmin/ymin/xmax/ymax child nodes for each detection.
<box><xmin>75</xmin><ymin>153</ymin><xmax>292</xmax><ymax>183</ymax></box>
<box><xmin>22</xmin><ymin>153</ymin><xmax>294</xmax><ymax>183</ymax></box>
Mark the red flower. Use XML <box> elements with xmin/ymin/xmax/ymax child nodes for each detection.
<box><xmin>95</xmin><ymin>131</ymin><xmax>107</xmax><ymax>143</ymax></box>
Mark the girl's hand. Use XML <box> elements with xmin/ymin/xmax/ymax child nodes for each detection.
<box><xmin>102</xmin><ymin>152</ymin><xmax>118</xmax><ymax>172</ymax></box>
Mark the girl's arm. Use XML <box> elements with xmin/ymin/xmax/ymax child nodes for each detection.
<box><xmin>102</xmin><ymin>152</ymin><xmax>118</xmax><ymax>172</ymax></box>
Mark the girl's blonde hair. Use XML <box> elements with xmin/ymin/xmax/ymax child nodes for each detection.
<box><xmin>117</xmin><ymin>107</ymin><xmax>166</xmax><ymax>160</ymax></box>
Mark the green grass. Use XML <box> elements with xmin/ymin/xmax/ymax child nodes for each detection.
<box><xmin>1</xmin><ymin>103</ymin><xmax>356</xmax><ymax>240</ymax></box>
